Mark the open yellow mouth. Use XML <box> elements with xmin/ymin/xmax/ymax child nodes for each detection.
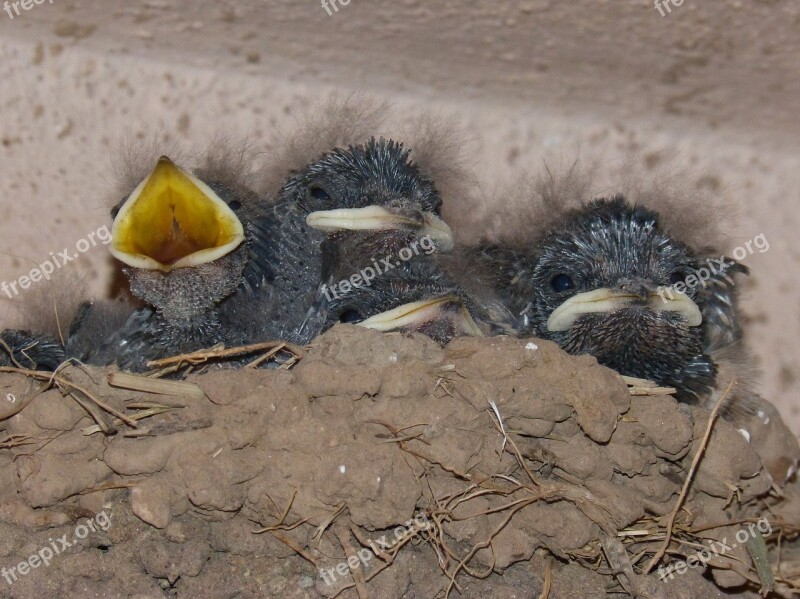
<box><xmin>110</xmin><ymin>157</ymin><xmax>245</xmax><ymax>272</ymax></box>
<box><xmin>357</xmin><ymin>295</ymin><xmax>484</xmax><ymax>337</ymax></box>
<box><xmin>546</xmin><ymin>288</ymin><xmax>702</xmax><ymax>332</ymax></box>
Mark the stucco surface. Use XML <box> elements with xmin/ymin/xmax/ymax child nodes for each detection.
<box><xmin>0</xmin><ymin>0</ymin><xmax>797</xmax><ymax>429</ymax></box>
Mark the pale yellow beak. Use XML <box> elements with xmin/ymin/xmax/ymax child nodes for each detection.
<box><xmin>357</xmin><ymin>295</ymin><xmax>484</xmax><ymax>337</ymax></box>
<box><xmin>546</xmin><ymin>287</ymin><xmax>702</xmax><ymax>332</ymax></box>
<box><xmin>306</xmin><ymin>206</ymin><xmax>453</xmax><ymax>251</ymax></box>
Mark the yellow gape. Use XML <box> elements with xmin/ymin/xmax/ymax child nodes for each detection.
<box><xmin>110</xmin><ymin>157</ymin><xmax>245</xmax><ymax>272</ymax></box>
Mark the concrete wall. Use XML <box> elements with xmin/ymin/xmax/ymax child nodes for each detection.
<box><xmin>0</xmin><ymin>0</ymin><xmax>797</xmax><ymax>430</ymax></box>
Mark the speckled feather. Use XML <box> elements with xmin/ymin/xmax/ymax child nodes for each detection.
<box><xmin>480</xmin><ymin>195</ymin><xmax>747</xmax><ymax>405</ymax></box>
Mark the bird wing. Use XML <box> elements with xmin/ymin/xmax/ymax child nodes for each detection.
<box><xmin>0</xmin><ymin>329</ymin><xmax>66</xmax><ymax>371</ymax></box>
<box><xmin>698</xmin><ymin>255</ymin><xmax>749</xmax><ymax>353</ymax></box>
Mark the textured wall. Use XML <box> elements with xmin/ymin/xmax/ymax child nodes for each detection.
<box><xmin>0</xmin><ymin>0</ymin><xmax>797</xmax><ymax>429</ymax></box>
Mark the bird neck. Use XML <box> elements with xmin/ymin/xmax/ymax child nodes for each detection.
<box><xmin>156</xmin><ymin>308</ymin><xmax>227</xmax><ymax>351</ymax></box>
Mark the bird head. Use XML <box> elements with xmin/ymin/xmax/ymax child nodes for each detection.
<box><xmin>520</xmin><ymin>195</ymin><xmax>719</xmax><ymax>401</ymax></box>
<box><xmin>109</xmin><ymin>156</ymin><xmax>249</xmax><ymax>328</ymax></box>
<box><xmin>319</xmin><ymin>258</ymin><xmax>485</xmax><ymax>345</ymax></box>
<box><xmin>355</xmin><ymin>293</ymin><xmax>483</xmax><ymax>345</ymax></box>
<box><xmin>295</xmin><ymin>138</ymin><xmax>454</xmax><ymax>252</ymax></box>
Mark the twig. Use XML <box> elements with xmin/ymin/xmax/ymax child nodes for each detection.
<box><xmin>334</xmin><ymin>527</ymin><xmax>369</xmax><ymax>599</ymax></box>
<box><xmin>643</xmin><ymin>377</ymin><xmax>736</xmax><ymax>573</ymax></box>
<box><xmin>269</xmin><ymin>530</ymin><xmax>318</xmax><ymax>566</ymax></box>
<box><xmin>246</xmin><ymin>342</ymin><xmax>288</xmax><ymax>368</ymax></box>
<box><xmin>621</xmin><ymin>374</ymin><xmax>676</xmax><ymax>396</ymax></box>
<box><xmin>82</xmin><ymin>404</ymin><xmax>180</xmax><ymax>435</ymax></box>
<box><xmin>0</xmin><ymin>338</ymin><xmax>25</xmax><ymax>369</ymax></box>
<box><xmin>146</xmin><ymin>341</ymin><xmax>304</xmax><ymax>368</ymax></box>
<box><xmin>538</xmin><ymin>558</ymin><xmax>553</xmax><ymax>599</ymax></box>
<box><xmin>108</xmin><ymin>372</ymin><xmax>205</xmax><ymax>399</ymax></box>
<box><xmin>487</xmin><ymin>400</ymin><xmax>508</xmax><ymax>454</ymax></box>
<box><xmin>312</xmin><ymin>503</ymin><xmax>346</xmax><ymax>543</ymax></box>
<box><xmin>0</xmin><ymin>366</ymin><xmax>138</xmax><ymax>428</ymax></box>
<box><xmin>68</xmin><ymin>388</ymin><xmax>115</xmax><ymax>434</ymax></box>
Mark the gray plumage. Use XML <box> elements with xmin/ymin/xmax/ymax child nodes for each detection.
<box><xmin>315</xmin><ymin>248</ymin><xmax>518</xmax><ymax>345</ymax></box>
<box><xmin>477</xmin><ymin>165</ymin><xmax>799</xmax><ymax>484</ymax></box>
<box><xmin>481</xmin><ymin>195</ymin><xmax>743</xmax><ymax>404</ymax></box>
<box><xmin>2</xmin><ymin>100</ymin><xmax>472</xmax><ymax>370</ymax></box>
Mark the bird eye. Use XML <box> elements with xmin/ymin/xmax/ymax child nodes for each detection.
<box><xmin>339</xmin><ymin>308</ymin><xmax>362</xmax><ymax>323</ymax></box>
<box><xmin>669</xmin><ymin>271</ymin><xmax>686</xmax><ymax>285</ymax></box>
<box><xmin>110</xmin><ymin>200</ymin><xmax>124</xmax><ymax>219</ymax></box>
<box><xmin>309</xmin><ymin>186</ymin><xmax>331</xmax><ymax>201</ymax></box>
<box><xmin>227</xmin><ymin>200</ymin><xmax>242</xmax><ymax>211</ymax></box>
<box><xmin>550</xmin><ymin>274</ymin><xmax>575</xmax><ymax>292</ymax></box>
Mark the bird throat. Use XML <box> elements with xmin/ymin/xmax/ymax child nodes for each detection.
<box><xmin>147</xmin><ymin>212</ymin><xmax>209</xmax><ymax>266</ymax></box>
<box><xmin>557</xmin><ymin>309</ymin><xmax>716</xmax><ymax>403</ymax></box>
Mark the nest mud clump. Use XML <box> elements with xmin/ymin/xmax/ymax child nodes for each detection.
<box><xmin>0</xmin><ymin>326</ymin><xmax>798</xmax><ymax>598</ymax></box>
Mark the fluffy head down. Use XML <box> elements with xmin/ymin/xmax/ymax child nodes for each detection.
<box><xmin>493</xmin><ymin>159</ymin><xmax>737</xmax><ymax>256</ymax></box>
<box><xmin>109</xmin><ymin>134</ymin><xmax>262</xmax><ymax>218</ymax></box>
<box><xmin>258</xmin><ymin>95</ymin><xmax>478</xmax><ymax>222</ymax></box>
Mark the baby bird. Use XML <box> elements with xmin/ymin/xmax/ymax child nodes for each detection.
<box><xmin>1</xmin><ymin>142</ymin><xmax>271</xmax><ymax>372</ymax></box>
<box><xmin>225</xmin><ymin>137</ymin><xmax>456</xmax><ymax>346</ymax></box>
<box><xmin>312</xmin><ymin>243</ymin><xmax>518</xmax><ymax>345</ymax></box>
<box><xmin>2</xmin><ymin>133</ymin><xmax>458</xmax><ymax>371</ymax></box>
<box><xmin>480</xmin><ymin>175</ymin><xmax>798</xmax><ymax>485</ymax></box>
<box><xmin>482</xmin><ymin>195</ymin><xmax>738</xmax><ymax>404</ymax></box>
<box><xmin>77</xmin><ymin>149</ymin><xmax>269</xmax><ymax>371</ymax></box>
<box><xmin>2</xmin><ymin>101</ymin><xmax>469</xmax><ymax>371</ymax></box>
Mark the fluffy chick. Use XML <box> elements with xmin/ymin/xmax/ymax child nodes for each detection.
<box><xmin>219</xmin><ymin>101</ymin><xmax>469</xmax><ymax>346</ymax></box>
<box><xmin>483</xmin><ymin>195</ymin><xmax>740</xmax><ymax>403</ymax></box>
<box><xmin>3</xmin><ymin>100</ymin><xmax>472</xmax><ymax>373</ymax></box>
<box><xmin>69</xmin><ymin>142</ymin><xmax>270</xmax><ymax>371</ymax></box>
<box><xmin>224</xmin><ymin>138</ymin><xmax>455</xmax><ymax>342</ymax></box>
<box><xmin>310</xmin><ymin>244</ymin><xmax>518</xmax><ymax>345</ymax></box>
<box><xmin>479</xmin><ymin>168</ymin><xmax>798</xmax><ymax>484</ymax></box>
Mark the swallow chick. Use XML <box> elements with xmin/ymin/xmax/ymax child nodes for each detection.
<box><xmin>479</xmin><ymin>169</ymin><xmax>799</xmax><ymax>484</ymax></box>
<box><xmin>312</xmin><ymin>247</ymin><xmax>518</xmax><ymax>345</ymax></box>
<box><xmin>223</xmin><ymin>132</ymin><xmax>459</xmax><ymax>345</ymax></box>
<box><xmin>73</xmin><ymin>144</ymin><xmax>270</xmax><ymax>371</ymax></box>
<box><xmin>481</xmin><ymin>194</ymin><xmax>745</xmax><ymax>404</ymax></box>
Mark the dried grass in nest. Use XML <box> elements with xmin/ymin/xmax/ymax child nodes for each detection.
<box><xmin>0</xmin><ymin>340</ymin><xmax>304</xmax><ymax>436</ymax></box>
<box><xmin>268</xmin><ymin>372</ymin><xmax>798</xmax><ymax>598</ymax></box>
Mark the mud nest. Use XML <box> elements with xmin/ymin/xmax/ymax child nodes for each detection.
<box><xmin>0</xmin><ymin>326</ymin><xmax>798</xmax><ymax>598</ymax></box>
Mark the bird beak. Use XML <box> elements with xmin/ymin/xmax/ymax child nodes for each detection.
<box><xmin>420</xmin><ymin>213</ymin><xmax>455</xmax><ymax>251</ymax></box>
<box><xmin>110</xmin><ymin>157</ymin><xmax>245</xmax><ymax>272</ymax></box>
<box><xmin>305</xmin><ymin>206</ymin><xmax>454</xmax><ymax>251</ymax></box>
<box><xmin>357</xmin><ymin>295</ymin><xmax>484</xmax><ymax>337</ymax></box>
<box><xmin>546</xmin><ymin>288</ymin><xmax>702</xmax><ymax>332</ymax></box>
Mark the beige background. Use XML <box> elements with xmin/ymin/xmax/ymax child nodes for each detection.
<box><xmin>0</xmin><ymin>0</ymin><xmax>797</xmax><ymax>431</ymax></box>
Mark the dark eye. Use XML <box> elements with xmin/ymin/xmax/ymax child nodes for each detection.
<box><xmin>669</xmin><ymin>271</ymin><xmax>686</xmax><ymax>285</ymax></box>
<box><xmin>339</xmin><ymin>309</ymin><xmax>362</xmax><ymax>323</ymax></box>
<box><xmin>227</xmin><ymin>200</ymin><xmax>242</xmax><ymax>211</ymax></box>
<box><xmin>550</xmin><ymin>274</ymin><xmax>575</xmax><ymax>292</ymax></box>
<box><xmin>309</xmin><ymin>186</ymin><xmax>331</xmax><ymax>201</ymax></box>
